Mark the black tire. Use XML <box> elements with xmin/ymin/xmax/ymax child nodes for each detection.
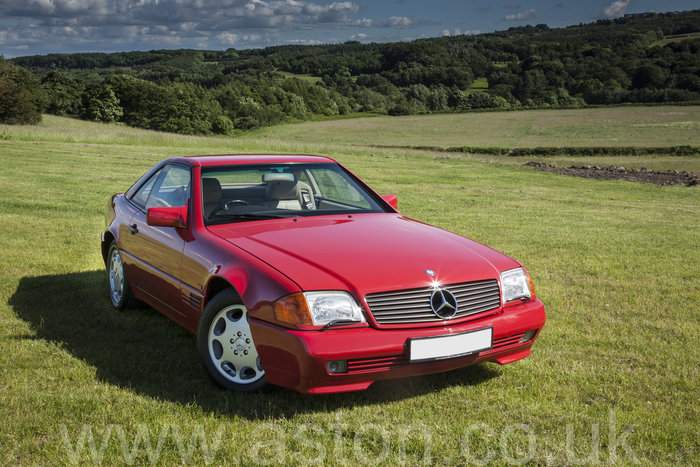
<box><xmin>196</xmin><ymin>289</ymin><xmax>267</xmax><ymax>392</ymax></box>
<box><xmin>107</xmin><ymin>240</ymin><xmax>136</xmax><ymax>309</ymax></box>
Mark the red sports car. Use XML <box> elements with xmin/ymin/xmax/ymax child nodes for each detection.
<box><xmin>102</xmin><ymin>155</ymin><xmax>545</xmax><ymax>394</ymax></box>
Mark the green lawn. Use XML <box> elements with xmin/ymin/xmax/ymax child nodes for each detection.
<box><xmin>0</xmin><ymin>113</ymin><xmax>698</xmax><ymax>465</ymax></box>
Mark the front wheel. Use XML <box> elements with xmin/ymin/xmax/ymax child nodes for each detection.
<box><xmin>196</xmin><ymin>289</ymin><xmax>266</xmax><ymax>392</ymax></box>
<box><xmin>107</xmin><ymin>240</ymin><xmax>135</xmax><ymax>309</ymax></box>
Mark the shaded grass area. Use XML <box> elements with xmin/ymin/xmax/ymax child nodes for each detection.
<box><xmin>0</xmin><ymin>118</ymin><xmax>699</xmax><ymax>465</ymax></box>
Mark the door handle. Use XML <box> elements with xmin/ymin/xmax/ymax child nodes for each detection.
<box><xmin>128</xmin><ymin>224</ymin><xmax>139</xmax><ymax>234</ymax></box>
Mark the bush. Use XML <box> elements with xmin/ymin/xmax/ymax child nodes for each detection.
<box><xmin>81</xmin><ymin>84</ymin><xmax>123</xmax><ymax>123</ymax></box>
<box><xmin>212</xmin><ymin>115</ymin><xmax>234</xmax><ymax>135</ymax></box>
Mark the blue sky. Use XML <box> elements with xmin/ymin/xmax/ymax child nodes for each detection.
<box><xmin>1</xmin><ymin>0</ymin><xmax>698</xmax><ymax>58</ymax></box>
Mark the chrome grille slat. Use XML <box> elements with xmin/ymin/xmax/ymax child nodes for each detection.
<box><xmin>365</xmin><ymin>280</ymin><xmax>501</xmax><ymax>325</ymax></box>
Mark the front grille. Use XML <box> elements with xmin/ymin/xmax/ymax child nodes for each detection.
<box><xmin>365</xmin><ymin>280</ymin><xmax>500</xmax><ymax>325</ymax></box>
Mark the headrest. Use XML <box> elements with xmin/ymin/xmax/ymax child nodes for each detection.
<box><xmin>202</xmin><ymin>177</ymin><xmax>221</xmax><ymax>204</ymax></box>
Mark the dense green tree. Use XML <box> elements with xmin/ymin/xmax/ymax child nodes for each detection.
<box><xmin>7</xmin><ymin>9</ymin><xmax>700</xmax><ymax>132</ymax></box>
<box><xmin>0</xmin><ymin>57</ymin><xmax>46</xmax><ymax>125</ymax></box>
<box><xmin>42</xmin><ymin>70</ymin><xmax>84</xmax><ymax>117</ymax></box>
<box><xmin>81</xmin><ymin>84</ymin><xmax>123</xmax><ymax>123</ymax></box>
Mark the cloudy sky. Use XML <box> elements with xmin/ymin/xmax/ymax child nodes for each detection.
<box><xmin>1</xmin><ymin>0</ymin><xmax>698</xmax><ymax>58</ymax></box>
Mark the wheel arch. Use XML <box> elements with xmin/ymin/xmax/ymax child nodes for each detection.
<box><xmin>101</xmin><ymin>230</ymin><xmax>116</xmax><ymax>267</ymax></box>
<box><xmin>204</xmin><ymin>275</ymin><xmax>243</xmax><ymax>309</ymax></box>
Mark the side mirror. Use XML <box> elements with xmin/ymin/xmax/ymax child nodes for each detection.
<box><xmin>147</xmin><ymin>205</ymin><xmax>188</xmax><ymax>229</ymax></box>
<box><xmin>381</xmin><ymin>194</ymin><xmax>398</xmax><ymax>210</ymax></box>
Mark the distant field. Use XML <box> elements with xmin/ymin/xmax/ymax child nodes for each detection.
<box><xmin>466</xmin><ymin>77</ymin><xmax>489</xmax><ymax>93</ymax></box>
<box><xmin>276</xmin><ymin>70</ymin><xmax>322</xmax><ymax>83</ymax></box>
<box><xmin>249</xmin><ymin>105</ymin><xmax>700</xmax><ymax>149</ymax></box>
<box><xmin>652</xmin><ymin>31</ymin><xmax>700</xmax><ymax>47</ymax></box>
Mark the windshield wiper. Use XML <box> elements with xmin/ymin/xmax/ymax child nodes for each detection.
<box><xmin>322</xmin><ymin>319</ymin><xmax>361</xmax><ymax>330</ymax></box>
<box><xmin>208</xmin><ymin>212</ymin><xmax>289</xmax><ymax>221</ymax></box>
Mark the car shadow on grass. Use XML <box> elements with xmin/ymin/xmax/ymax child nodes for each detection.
<box><xmin>10</xmin><ymin>270</ymin><xmax>501</xmax><ymax>420</ymax></box>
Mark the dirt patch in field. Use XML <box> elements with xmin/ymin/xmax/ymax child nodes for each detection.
<box><xmin>523</xmin><ymin>161</ymin><xmax>700</xmax><ymax>187</ymax></box>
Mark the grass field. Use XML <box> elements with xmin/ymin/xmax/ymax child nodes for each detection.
<box><xmin>652</xmin><ymin>32</ymin><xmax>700</xmax><ymax>47</ymax></box>
<box><xmin>275</xmin><ymin>71</ymin><xmax>323</xmax><ymax>84</ymax></box>
<box><xmin>248</xmin><ymin>105</ymin><xmax>700</xmax><ymax>151</ymax></box>
<box><xmin>466</xmin><ymin>77</ymin><xmax>489</xmax><ymax>94</ymax></box>
<box><xmin>1</xmin><ymin>111</ymin><xmax>699</xmax><ymax>465</ymax></box>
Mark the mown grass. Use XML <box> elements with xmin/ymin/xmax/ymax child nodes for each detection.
<box><xmin>0</xmin><ymin>114</ymin><xmax>699</xmax><ymax>465</ymax></box>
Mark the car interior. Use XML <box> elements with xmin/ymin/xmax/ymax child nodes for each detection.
<box><xmin>202</xmin><ymin>172</ymin><xmax>317</xmax><ymax>219</ymax></box>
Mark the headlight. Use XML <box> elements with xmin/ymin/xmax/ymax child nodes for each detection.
<box><xmin>274</xmin><ymin>291</ymin><xmax>366</xmax><ymax>327</ymax></box>
<box><xmin>304</xmin><ymin>291</ymin><xmax>366</xmax><ymax>326</ymax></box>
<box><xmin>501</xmin><ymin>268</ymin><xmax>534</xmax><ymax>303</ymax></box>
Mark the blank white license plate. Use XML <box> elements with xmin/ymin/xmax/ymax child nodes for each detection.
<box><xmin>409</xmin><ymin>327</ymin><xmax>493</xmax><ymax>363</ymax></box>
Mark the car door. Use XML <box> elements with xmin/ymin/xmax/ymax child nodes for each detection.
<box><xmin>125</xmin><ymin>164</ymin><xmax>191</xmax><ymax>323</ymax></box>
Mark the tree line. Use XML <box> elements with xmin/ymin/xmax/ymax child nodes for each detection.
<box><xmin>3</xmin><ymin>9</ymin><xmax>700</xmax><ymax>133</ymax></box>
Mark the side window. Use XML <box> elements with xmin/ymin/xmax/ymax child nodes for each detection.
<box><xmin>131</xmin><ymin>166</ymin><xmax>191</xmax><ymax>210</ymax></box>
<box><xmin>309</xmin><ymin>169</ymin><xmax>371</xmax><ymax>209</ymax></box>
<box><xmin>131</xmin><ymin>169</ymin><xmax>162</xmax><ymax>209</ymax></box>
<box><xmin>147</xmin><ymin>166</ymin><xmax>191</xmax><ymax>209</ymax></box>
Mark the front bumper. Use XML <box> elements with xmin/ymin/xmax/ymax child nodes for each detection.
<box><xmin>251</xmin><ymin>299</ymin><xmax>546</xmax><ymax>394</ymax></box>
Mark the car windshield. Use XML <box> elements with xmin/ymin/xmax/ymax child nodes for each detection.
<box><xmin>202</xmin><ymin>163</ymin><xmax>388</xmax><ymax>224</ymax></box>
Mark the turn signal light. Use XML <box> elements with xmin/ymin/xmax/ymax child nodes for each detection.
<box><xmin>274</xmin><ymin>293</ymin><xmax>314</xmax><ymax>326</ymax></box>
<box><xmin>524</xmin><ymin>267</ymin><xmax>536</xmax><ymax>299</ymax></box>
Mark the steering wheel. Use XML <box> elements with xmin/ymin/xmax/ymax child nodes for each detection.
<box><xmin>208</xmin><ymin>200</ymin><xmax>250</xmax><ymax>219</ymax></box>
<box><xmin>224</xmin><ymin>199</ymin><xmax>250</xmax><ymax>208</ymax></box>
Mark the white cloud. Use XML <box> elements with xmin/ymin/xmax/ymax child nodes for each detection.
<box><xmin>379</xmin><ymin>16</ymin><xmax>413</xmax><ymax>28</ymax></box>
<box><xmin>0</xmin><ymin>0</ymin><xmax>373</xmax><ymax>55</ymax></box>
<box><xmin>218</xmin><ymin>31</ymin><xmax>239</xmax><ymax>45</ymax></box>
<box><xmin>504</xmin><ymin>8</ymin><xmax>536</xmax><ymax>21</ymax></box>
<box><xmin>503</xmin><ymin>2</ymin><xmax>521</xmax><ymax>9</ymax></box>
<box><xmin>442</xmin><ymin>28</ymin><xmax>472</xmax><ymax>36</ymax></box>
<box><xmin>286</xmin><ymin>38</ymin><xmax>324</xmax><ymax>44</ymax></box>
<box><xmin>377</xmin><ymin>15</ymin><xmax>438</xmax><ymax>28</ymax></box>
<box><xmin>349</xmin><ymin>32</ymin><xmax>367</xmax><ymax>39</ymax></box>
<box><xmin>602</xmin><ymin>0</ymin><xmax>630</xmax><ymax>18</ymax></box>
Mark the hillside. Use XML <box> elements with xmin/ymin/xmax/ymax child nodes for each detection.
<box><xmin>9</xmin><ymin>9</ymin><xmax>700</xmax><ymax>135</ymax></box>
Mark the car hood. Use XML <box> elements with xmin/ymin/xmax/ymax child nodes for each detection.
<box><xmin>208</xmin><ymin>213</ymin><xmax>520</xmax><ymax>296</ymax></box>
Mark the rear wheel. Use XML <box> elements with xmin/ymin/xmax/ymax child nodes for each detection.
<box><xmin>197</xmin><ymin>289</ymin><xmax>266</xmax><ymax>392</ymax></box>
<box><xmin>107</xmin><ymin>240</ymin><xmax>135</xmax><ymax>309</ymax></box>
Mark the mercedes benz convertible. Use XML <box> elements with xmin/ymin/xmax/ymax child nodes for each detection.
<box><xmin>102</xmin><ymin>154</ymin><xmax>546</xmax><ymax>394</ymax></box>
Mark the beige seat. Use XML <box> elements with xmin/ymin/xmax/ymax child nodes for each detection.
<box><xmin>202</xmin><ymin>178</ymin><xmax>222</xmax><ymax>218</ymax></box>
<box><xmin>262</xmin><ymin>173</ymin><xmax>302</xmax><ymax>210</ymax></box>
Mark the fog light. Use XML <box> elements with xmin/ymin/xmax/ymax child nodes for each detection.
<box><xmin>520</xmin><ymin>329</ymin><xmax>538</xmax><ymax>343</ymax></box>
<box><xmin>326</xmin><ymin>360</ymin><xmax>348</xmax><ymax>374</ymax></box>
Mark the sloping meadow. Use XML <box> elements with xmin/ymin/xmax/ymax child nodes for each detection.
<box><xmin>0</xmin><ymin>115</ymin><xmax>698</xmax><ymax>465</ymax></box>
